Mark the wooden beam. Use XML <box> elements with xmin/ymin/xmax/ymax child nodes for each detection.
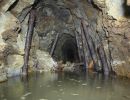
<box><xmin>50</xmin><ymin>33</ymin><xmax>59</xmax><ymax>56</ymax></box>
<box><xmin>81</xmin><ymin>19</ymin><xmax>98</xmax><ymax>71</ymax></box>
<box><xmin>74</xmin><ymin>32</ymin><xmax>82</xmax><ymax>62</ymax></box>
<box><xmin>80</xmin><ymin>25</ymin><xmax>89</xmax><ymax>69</ymax></box>
<box><xmin>97</xmin><ymin>45</ymin><xmax>109</xmax><ymax>75</ymax></box>
<box><xmin>22</xmin><ymin>9</ymin><xmax>36</xmax><ymax>76</ymax></box>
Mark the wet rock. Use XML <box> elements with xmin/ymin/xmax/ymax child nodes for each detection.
<box><xmin>0</xmin><ymin>11</ymin><xmax>21</xmax><ymax>79</ymax></box>
<box><xmin>0</xmin><ymin>67</ymin><xmax>7</xmax><ymax>82</ymax></box>
<box><xmin>57</xmin><ymin>61</ymin><xmax>79</xmax><ymax>72</ymax></box>
<box><xmin>7</xmin><ymin>67</ymin><xmax>21</xmax><ymax>77</ymax></box>
<box><xmin>7</xmin><ymin>55</ymin><xmax>24</xmax><ymax>68</ymax></box>
<box><xmin>7</xmin><ymin>55</ymin><xmax>23</xmax><ymax>77</ymax></box>
<box><xmin>36</xmin><ymin>50</ymin><xmax>57</xmax><ymax>71</ymax></box>
<box><xmin>63</xmin><ymin>62</ymin><xmax>75</xmax><ymax>72</ymax></box>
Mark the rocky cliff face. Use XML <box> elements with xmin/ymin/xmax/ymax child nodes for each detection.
<box><xmin>0</xmin><ymin>0</ymin><xmax>130</xmax><ymax>82</ymax></box>
<box><xmin>94</xmin><ymin>0</ymin><xmax>130</xmax><ymax>77</ymax></box>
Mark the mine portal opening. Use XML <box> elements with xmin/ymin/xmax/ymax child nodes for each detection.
<box><xmin>62</xmin><ymin>40</ymin><xmax>78</xmax><ymax>63</ymax></box>
<box><xmin>53</xmin><ymin>34</ymin><xmax>79</xmax><ymax>64</ymax></box>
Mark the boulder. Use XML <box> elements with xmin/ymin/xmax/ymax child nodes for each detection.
<box><xmin>0</xmin><ymin>12</ymin><xmax>20</xmax><ymax>43</ymax></box>
<box><xmin>36</xmin><ymin>50</ymin><xmax>57</xmax><ymax>72</ymax></box>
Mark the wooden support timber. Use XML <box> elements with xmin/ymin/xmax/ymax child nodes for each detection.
<box><xmin>22</xmin><ymin>9</ymin><xmax>36</xmax><ymax>76</ymax></box>
<box><xmin>50</xmin><ymin>33</ymin><xmax>60</xmax><ymax>56</ymax></box>
<box><xmin>74</xmin><ymin>31</ymin><xmax>82</xmax><ymax>62</ymax></box>
<box><xmin>81</xmin><ymin>19</ymin><xmax>98</xmax><ymax>71</ymax></box>
<box><xmin>97</xmin><ymin>44</ymin><xmax>109</xmax><ymax>75</ymax></box>
<box><xmin>81</xmin><ymin>19</ymin><xmax>110</xmax><ymax>74</ymax></box>
<box><xmin>80</xmin><ymin>25</ymin><xmax>89</xmax><ymax>69</ymax></box>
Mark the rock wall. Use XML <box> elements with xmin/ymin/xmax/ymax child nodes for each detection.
<box><xmin>0</xmin><ymin>0</ymin><xmax>130</xmax><ymax>82</ymax></box>
<box><xmin>0</xmin><ymin>11</ymin><xmax>21</xmax><ymax>81</ymax></box>
<box><xmin>0</xmin><ymin>0</ymin><xmax>57</xmax><ymax>82</ymax></box>
<box><xmin>94</xmin><ymin>0</ymin><xmax>130</xmax><ymax>77</ymax></box>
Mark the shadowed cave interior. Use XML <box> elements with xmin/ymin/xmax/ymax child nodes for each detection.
<box><xmin>53</xmin><ymin>34</ymin><xmax>79</xmax><ymax>64</ymax></box>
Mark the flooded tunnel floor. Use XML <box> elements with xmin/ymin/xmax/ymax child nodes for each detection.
<box><xmin>0</xmin><ymin>72</ymin><xmax>130</xmax><ymax>100</ymax></box>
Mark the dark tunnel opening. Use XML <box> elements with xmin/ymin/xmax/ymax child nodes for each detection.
<box><xmin>53</xmin><ymin>34</ymin><xmax>79</xmax><ymax>63</ymax></box>
<box><xmin>62</xmin><ymin>40</ymin><xmax>78</xmax><ymax>63</ymax></box>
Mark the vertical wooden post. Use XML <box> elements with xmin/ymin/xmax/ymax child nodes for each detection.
<box><xmin>80</xmin><ymin>25</ymin><xmax>89</xmax><ymax>69</ymax></box>
<box><xmin>50</xmin><ymin>33</ymin><xmax>59</xmax><ymax>56</ymax></box>
<box><xmin>81</xmin><ymin>19</ymin><xmax>98</xmax><ymax>71</ymax></box>
<box><xmin>98</xmin><ymin>45</ymin><xmax>109</xmax><ymax>75</ymax></box>
<box><xmin>22</xmin><ymin>9</ymin><xmax>36</xmax><ymax>76</ymax></box>
<box><xmin>74</xmin><ymin>31</ymin><xmax>82</xmax><ymax>62</ymax></box>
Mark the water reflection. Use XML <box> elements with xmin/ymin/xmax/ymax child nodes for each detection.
<box><xmin>0</xmin><ymin>72</ymin><xmax>130</xmax><ymax>100</ymax></box>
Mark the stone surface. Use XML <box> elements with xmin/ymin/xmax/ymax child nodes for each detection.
<box><xmin>105</xmin><ymin>0</ymin><xmax>124</xmax><ymax>19</ymax></box>
<box><xmin>0</xmin><ymin>0</ymin><xmax>16</xmax><ymax>12</ymax></box>
<box><xmin>36</xmin><ymin>50</ymin><xmax>57</xmax><ymax>71</ymax></box>
<box><xmin>0</xmin><ymin>66</ymin><xmax>7</xmax><ymax>82</ymax></box>
<box><xmin>10</xmin><ymin>0</ymin><xmax>35</xmax><ymax>16</ymax></box>
<box><xmin>7</xmin><ymin>55</ymin><xmax>23</xmax><ymax>77</ymax></box>
<box><xmin>7</xmin><ymin>55</ymin><xmax>24</xmax><ymax>68</ymax></box>
<box><xmin>96</xmin><ymin>1</ymin><xmax>130</xmax><ymax>77</ymax></box>
<box><xmin>0</xmin><ymin>12</ymin><xmax>20</xmax><ymax>43</ymax></box>
<box><xmin>0</xmin><ymin>11</ymin><xmax>21</xmax><ymax>81</ymax></box>
<box><xmin>93</xmin><ymin>0</ymin><xmax>105</xmax><ymax>8</ymax></box>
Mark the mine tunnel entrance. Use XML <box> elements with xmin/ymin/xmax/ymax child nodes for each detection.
<box><xmin>53</xmin><ymin>34</ymin><xmax>79</xmax><ymax>63</ymax></box>
<box><xmin>62</xmin><ymin>39</ymin><xmax>78</xmax><ymax>63</ymax></box>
